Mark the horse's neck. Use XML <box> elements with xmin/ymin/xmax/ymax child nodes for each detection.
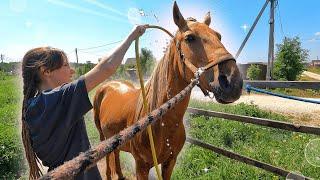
<box><xmin>148</xmin><ymin>42</ymin><xmax>191</xmax><ymax>125</ymax></box>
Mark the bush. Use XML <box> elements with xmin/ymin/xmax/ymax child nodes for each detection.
<box><xmin>247</xmin><ymin>64</ymin><xmax>262</xmax><ymax>80</ymax></box>
<box><xmin>140</xmin><ymin>48</ymin><xmax>156</xmax><ymax>76</ymax></box>
<box><xmin>273</xmin><ymin>36</ymin><xmax>308</xmax><ymax>81</ymax></box>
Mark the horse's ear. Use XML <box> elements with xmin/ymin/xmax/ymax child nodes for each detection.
<box><xmin>173</xmin><ymin>1</ymin><xmax>187</xmax><ymax>31</ymax></box>
<box><xmin>203</xmin><ymin>12</ymin><xmax>211</xmax><ymax>26</ymax></box>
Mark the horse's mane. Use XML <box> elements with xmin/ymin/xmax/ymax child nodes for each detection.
<box><xmin>134</xmin><ymin>18</ymin><xmax>198</xmax><ymax>121</ymax></box>
<box><xmin>135</xmin><ymin>42</ymin><xmax>175</xmax><ymax>121</ymax></box>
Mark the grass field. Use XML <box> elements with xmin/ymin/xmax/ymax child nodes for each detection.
<box><xmin>307</xmin><ymin>67</ymin><xmax>320</xmax><ymax>75</ymax></box>
<box><xmin>0</xmin><ymin>74</ymin><xmax>25</xmax><ymax>179</ymax></box>
<box><xmin>1</xmin><ymin>75</ymin><xmax>319</xmax><ymax>179</ymax></box>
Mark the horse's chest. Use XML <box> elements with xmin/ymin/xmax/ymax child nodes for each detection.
<box><xmin>157</xmin><ymin>124</ymin><xmax>186</xmax><ymax>161</ymax></box>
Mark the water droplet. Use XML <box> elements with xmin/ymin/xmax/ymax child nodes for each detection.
<box><xmin>203</xmin><ymin>168</ymin><xmax>209</xmax><ymax>173</ymax></box>
<box><xmin>170</xmin><ymin>151</ymin><xmax>173</xmax><ymax>155</ymax></box>
<box><xmin>166</xmin><ymin>139</ymin><xmax>169</xmax><ymax>142</ymax></box>
<box><xmin>161</xmin><ymin>122</ymin><xmax>165</xmax><ymax>127</ymax></box>
<box><xmin>166</xmin><ymin>143</ymin><xmax>170</xmax><ymax>147</ymax></box>
<box><xmin>176</xmin><ymin>123</ymin><xmax>179</xmax><ymax>127</ymax></box>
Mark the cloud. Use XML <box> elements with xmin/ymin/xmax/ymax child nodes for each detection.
<box><xmin>315</xmin><ymin>32</ymin><xmax>320</xmax><ymax>36</ymax></box>
<box><xmin>308</xmin><ymin>38</ymin><xmax>320</xmax><ymax>42</ymax></box>
<box><xmin>47</xmin><ymin>0</ymin><xmax>128</xmax><ymax>24</ymax></box>
<box><xmin>84</xmin><ymin>0</ymin><xmax>127</xmax><ymax>18</ymax></box>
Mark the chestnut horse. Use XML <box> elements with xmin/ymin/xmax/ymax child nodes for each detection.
<box><xmin>93</xmin><ymin>2</ymin><xmax>243</xmax><ymax>180</ymax></box>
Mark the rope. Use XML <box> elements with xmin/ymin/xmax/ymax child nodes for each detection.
<box><xmin>39</xmin><ymin>78</ymin><xmax>199</xmax><ymax>180</ymax></box>
<box><xmin>246</xmin><ymin>85</ymin><xmax>320</xmax><ymax>104</ymax></box>
<box><xmin>39</xmin><ymin>25</ymin><xmax>191</xmax><ymax>180</ymax></box>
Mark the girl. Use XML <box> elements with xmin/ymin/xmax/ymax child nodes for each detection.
<box><xmin>21</xmin><ymin>25</ymin><xmax>147</xmax><ymax>179</ymax></box>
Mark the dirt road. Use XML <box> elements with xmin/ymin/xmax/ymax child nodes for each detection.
<box><xmin>302</xmin><ymin>71</ymin><xmax>320</xmax><ymax>80</ymax></box>
<box><xmin>191</xmin><ymin>87</ymin><xmax>320</xmax><ymax>126</ymax></box>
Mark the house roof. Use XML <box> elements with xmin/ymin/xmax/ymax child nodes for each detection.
<box><xmin>125</xmin><ymin>58</ymin><xmax>136</xmax><ymax>65</ymax></box>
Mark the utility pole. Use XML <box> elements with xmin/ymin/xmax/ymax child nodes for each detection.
<box><xmin>266</xmin><ymin>0</ymin><xmax>275</xmax><ymax>80</ymax></box>
<box><xmin>235</xmin><ymin>0</ymin><xmax>270</xmax><ymax>59</ymax></box>
<box><xmin>0</xmin><ymin>54</ymin><xmax>3</xmax><ymax>64</ymax></box>
<box><xmin>75</xmin><ymin>48</ymin><xmax>79</xmax><ymax>67</ymax></box>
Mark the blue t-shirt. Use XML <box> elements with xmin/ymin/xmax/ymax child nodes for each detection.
<box><xmin>25</xmin><ymin>76</ymin><xmax>101</xmax><ymax>180</ymax></box>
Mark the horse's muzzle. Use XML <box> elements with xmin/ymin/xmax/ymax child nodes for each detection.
<box><xmin>209</xmin><ymin>59</ymin><xmax>243</xmax><ymax>103</ymax></box>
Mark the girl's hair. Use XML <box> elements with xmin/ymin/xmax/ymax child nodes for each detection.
<box><xmin>21</xmin><ymin>47</ymin><xmax>66</xmax><ymax>179</ymax></box>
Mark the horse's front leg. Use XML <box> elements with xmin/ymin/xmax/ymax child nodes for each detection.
<box><xmin>161</xmin><ymin>157</ymin><xmax>177</xmax><ymax>180</ymax></box>
<box><xmin>135</xmin><ymin>160</ymin><xmax>151</xmax><ymax>180</ymax></box>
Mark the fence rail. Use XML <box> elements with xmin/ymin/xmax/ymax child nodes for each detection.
<box><xmin>187</xmin><ymin>107</ymin><xmax>320</xmax><ymax>135</ymax></box>
<box><xmin>186</xmin><ymin>137</ymin><xmax>310</xmax><ymax>179</ymax></box>
<box><xmin>243</xmin><ymin>80</ymin><xmax>320</xmax><ymax>90</ymax></box>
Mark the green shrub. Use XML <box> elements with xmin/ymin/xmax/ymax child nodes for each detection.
<box><xmin>273</xmin><ymin>36</ymin><xmax>308</xmax><ymax>81</ymax></box>
<box><xmin>247</xmin><ymin>64</ymin><xmax>262</xmax><ymax>80</ymax></box>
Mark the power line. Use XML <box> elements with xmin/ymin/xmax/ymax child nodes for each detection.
<box><xmin>77</xmin><ymin>40</ymin><xmax>122</xmax><ymax>51</ymax></box>
<box><xmin>275</xmin><ymin>0</ymin><xmax>285</xmax><ymax>38</ymax></box>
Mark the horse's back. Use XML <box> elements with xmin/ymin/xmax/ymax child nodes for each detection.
<box><xmin>94</xmin><ymin>81</ymin><xmax>139</xmax><ymax>137</ymax></box>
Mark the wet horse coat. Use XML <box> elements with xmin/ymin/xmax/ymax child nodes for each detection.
<box><xmin>93</xmin><ymin>2</ymin><xmax>242</xmax><ymax>180</ymax></box>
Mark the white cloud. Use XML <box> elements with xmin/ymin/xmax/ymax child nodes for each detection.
<box><xmin>47</xmin><ymin>0</ymin><xmax>128</xmax><ymax>24</ymax></box>
<box><xmin>84</xmin><ymin>0</ymin><xmax>127</xmax><ymax>18</ymax></box>
<box><xmin>315</xmin><ymin>32</ymin><xmax>320</xmax><ymax>36</ymax></box>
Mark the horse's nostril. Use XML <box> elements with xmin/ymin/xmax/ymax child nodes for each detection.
<box><xmin>218</xmin><ymin>74</ymin><xmax>230</xmax><ymax>89</ymax></box>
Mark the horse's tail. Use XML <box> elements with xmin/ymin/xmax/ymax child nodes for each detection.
<box><xmin>93</xmin><ymin>87</ymin><xmax>106</xmax><ymax>142</ymax></box>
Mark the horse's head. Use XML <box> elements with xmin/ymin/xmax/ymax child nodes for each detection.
<box><xmin>172</xmin><ymin>2</ymin><xmax>243</xmax><ymax>104</ymax></box>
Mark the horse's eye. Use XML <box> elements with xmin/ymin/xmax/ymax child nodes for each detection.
<box><xmin>184</xmin><ymin>34</ymin><xmax>196</xmax><ymax>43</ymax></box>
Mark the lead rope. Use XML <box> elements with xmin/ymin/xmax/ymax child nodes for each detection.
<box><xmin>134</xmin><ymin>25</ymin><xmax>174</xmax><ymax>180</ymax></box>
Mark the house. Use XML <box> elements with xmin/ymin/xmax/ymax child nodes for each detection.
<box><xmin>124</xmin><ymin>58</ymin><xmax>136</xmax><ymax>66</ymax></box>
<box><xmin>311</xmin><ymin>60</ymin><xmax>320</xmax><ymax>67</ymax></box>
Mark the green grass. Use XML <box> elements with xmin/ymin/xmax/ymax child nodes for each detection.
<box><xmin>171</xmin><ymin>100</ymin><xmax>320</xmax><ymax>179</ymax></box>
<box><xmin>0</xmin><ymin>75</ymin><xmax>26</xmax><ymax>179</ymax></box>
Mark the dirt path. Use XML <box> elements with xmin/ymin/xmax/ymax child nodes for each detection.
<box><xmin>302</xmin><ymin>71</ymin><xmax>320</xmax><ymax>80</ymax></box>
<box><xmin>191</xmin><ymin>87</ymin><xmax>320</xmax><ymax>126</ymax></box>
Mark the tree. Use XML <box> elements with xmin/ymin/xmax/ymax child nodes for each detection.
<box><xmin>140</xmin><ymin>48</ymin><xmax>156</xmax><ymax>76</ymax></box>
<box><xmin>247</xmin><ymin>64</ymin><xmax>262</xmax><ymax>80</ymax></box>
<box><xmin>273</xmin><ymin>36</ymin><xmax>309</xmax><ymax>81</ymax></box>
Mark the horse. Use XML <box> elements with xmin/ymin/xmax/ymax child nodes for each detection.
<box><xmin>93</xmin><ymin>2</ymin><xmax>243</xmax><ymax>179</ymax></box>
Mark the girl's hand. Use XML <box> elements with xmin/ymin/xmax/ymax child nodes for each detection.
<box><xmin>130</xmin><ymin>24</ymin><xmax>148</xmax><ymax>39</ymax></box>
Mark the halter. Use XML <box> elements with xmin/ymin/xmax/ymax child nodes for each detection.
<box><xmin>175</xmin><ymin>40</ymin><xmax>236</xmax><ymax>97</ymax></box>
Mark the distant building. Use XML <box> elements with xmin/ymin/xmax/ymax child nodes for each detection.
<box><xmin>125</xmin><ymin>58</ymin><xmax>136</xmax><ymax>66</ymax></box>
<box><xmin>311</xmin><ymin>60</ymin><xmax>320</xmax><ymax>67</ymax></box>
<box><xmin>237</xmin><ymin>62</ymin><xmax>267</xmax><ymax>80</ymax></box>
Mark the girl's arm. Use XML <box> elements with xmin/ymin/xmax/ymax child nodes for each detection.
<box><xmin>84</xmin><ymin>25</ymin><xmax>147</xmax><ymax>92</ymax></box>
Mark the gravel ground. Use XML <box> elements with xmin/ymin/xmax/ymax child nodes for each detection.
<box><xmin>191</xmin><ymin>87</ymin><xmax>320</xmax><ymax>126</ymax></box>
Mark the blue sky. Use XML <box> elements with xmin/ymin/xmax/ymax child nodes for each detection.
<box><xmin>1</xmin><ymin>0</ymin><xmax>319</xmax><ymax>64</ymax></box>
